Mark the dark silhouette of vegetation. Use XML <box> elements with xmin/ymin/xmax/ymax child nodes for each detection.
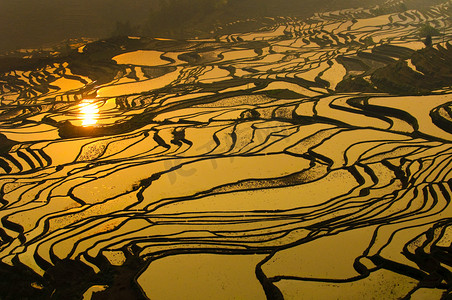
<box><xmin>424</xmin><ymin>34</ymin><xmax>433</xmax><ymax>47</ymax></box>
<box><xmin>419</xmin><ymin>23</ymin><xmax>441</xmax><ymax>38</ymax></box>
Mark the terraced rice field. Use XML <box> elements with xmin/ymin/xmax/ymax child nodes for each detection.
<box><xmin>0</xmin><ymin>1</ymin><xmax>451</xmax><ymax>299</ymax></box>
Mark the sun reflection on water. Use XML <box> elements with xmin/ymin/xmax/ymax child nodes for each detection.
<box><xmin>79</xmin><ymin>99</ymin><xmax>99</xmax><ymax>126</ymax></box>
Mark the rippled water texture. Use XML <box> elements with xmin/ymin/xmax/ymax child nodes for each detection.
<box><xmin>0</xmin><ymin>1</ymin><xmax>451</xmax><ymax>299</ymax></box>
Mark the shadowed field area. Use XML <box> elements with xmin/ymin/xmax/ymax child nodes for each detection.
<box><xmin>0</xmin><ymin>0</ymin><xmax>451</xmax><ymax>299</ymax></box>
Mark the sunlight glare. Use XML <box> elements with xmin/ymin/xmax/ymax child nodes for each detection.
<box><xmin>79</xmin><ymin>99</ymin><xmax>99</xmax><ymax>126</ymax></box>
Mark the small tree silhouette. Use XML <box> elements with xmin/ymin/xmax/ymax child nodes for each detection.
<box><xmin>419</xmin><ymin>23</ymin><xmax>440</xmax><ymax>38</ymax></box>
<box><xmin>424</xmin><ymin>34</ymin><xmax>433</xmax><ymax>47</ymax></box>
